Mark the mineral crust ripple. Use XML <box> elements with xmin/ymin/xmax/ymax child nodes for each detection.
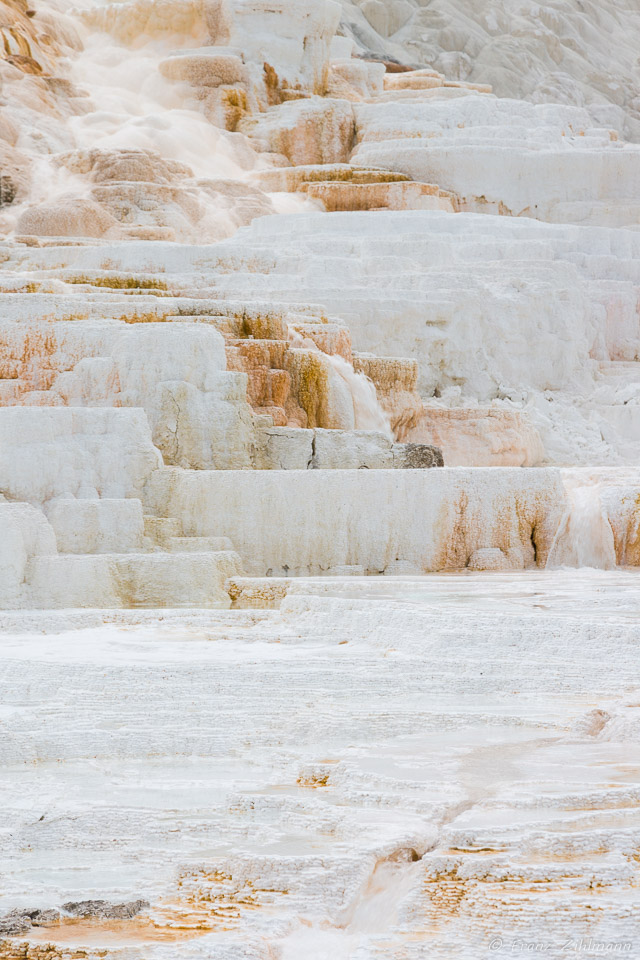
<box><xmin>0</xmin><ymin>0</ymin><xmax>639</xmax><ymax>957</ymax></box>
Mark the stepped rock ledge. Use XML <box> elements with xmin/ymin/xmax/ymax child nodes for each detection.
<box><xmin>1</xmin><ymin>0</ymin><xmax>640</xmax><ymax>957</ymax></box>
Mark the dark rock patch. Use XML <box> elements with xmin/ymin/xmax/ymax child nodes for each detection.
<box><xmin>354</xmin><ymin>52</ymin><xmax>424</xmax><ymax>72</ymax></box>
<box><xmin>61</xmin><ymin>899</ymin><xmax>149</xmax><ymax>919</ymax></box>
<box><xmin>393</xmin><ymin>443</ymin><xmax>444</xmax><ymax>468</ymax></box>
<box><xmin>0</xmin><ymin>908</ymin><xmax>59</xmax><ymax>937</ymax></box>
<box><xmin>0</xmin><ymin>913</ymin><xmax>32</xmax><ymax>937</ymax></box>
<box><xmin>0</xmin><ymin>175</ymin><xmax>17</xmax><ymax>207</ymax></box>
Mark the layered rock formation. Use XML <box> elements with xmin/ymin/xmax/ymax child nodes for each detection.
<box><xmin>1</xmin><ymin>0</ymin><xmax>639</xmax><ymax>957</ymax></box>
<box><xmin>0</xmin><ymin>0</ymin><xmax>638</xmax><ymax>589</ymax></box>
<box><xmin>339</xmin><ymin>0</ymin><xmax>640</xmax><ymax>140</ymax></box>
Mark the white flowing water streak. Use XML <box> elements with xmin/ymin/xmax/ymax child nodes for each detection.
<box><xmin>326</xmin><ymin>352</ymin><xmax>393</xmax><ymax>438</ymax></box>
<box><xmin>66</xmin><ymin>22</ymin><xmax>249</xmax><ymax>177</ymax></box>
<box><xmin>5</xmin><ymin>0</ymin><xmax>296</xmax><ymax>239</ymax></box>
<box><xmin>288</xmin><ymin>326</ymin><xmax>393</xmax><ymax>437</ymax></box>
<box><xmin>546</xmin><ymin>474</ymin><xmax>617</xmax><ymax>570</ymax></box>
<box><xmin>339</xmin><ymin>858</ymin><xmax>423</xmax><ymax>933</ymax></box>
<box><xmin>280</xmin><ymin>858</ymin><xmax>423</xmax><ymax>960</ymax></box>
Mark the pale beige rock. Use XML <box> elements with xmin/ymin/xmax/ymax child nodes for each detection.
<box><xmin>49</xmin><ymin>149</ymin><xmax>272</xmax><ymax>240</ymax></box>
<box><xmin>0</xmin><ymin>407</ymin><xmax>162</xmax><ymax>503</ymax></box>
<box><xmin>79</xmin><ymin>0</ymin><xmax>211</xmax><ymax>45</ymax></box>
<box><xmin>253</xmin><ymin>424</ymin><xmax>314</xmax><ymax>469</ymax></box>
<box><xmin>467</xmin><ymin>547</ymin><xmax>511</xmax><ymax>570</ymax></box>
<box><xmin>90</xmin><ymin>182</ymin><xmax>201</xmax><ymax>242</ymax></box>
<box><xmin>44</xmin><ymin>499</ymin><xmax>146</xmax><ymax>554</ymax></box>
<box><xmin>384</xmin><ymin>73</ymin><xmax>444</xmax><ymax>91</ymax></box>
<box><xmin>16</xmin><ymin>198</ymin><xmax>118</xmax><ymax>239</ymax></box>
<box><xmin>26</xmin><ymin>550</ymin><xmax>243</xmax><ymax>609</ymax></box>
<box><xmin>227</xmin><ymin>575</ymin><xmax>290</xmax><ymax>607</ymax></box>
<box><xmin>330</xmin><ymin>57</ymin><xmax>385</xmax><ymax>98</ymax></box>
<box><xmin>599</xmin><ymin>481</ymin><xmax>640</xmax><ymax>567</ymax></box>
<box><xmin>228</xmin><ymin>0</ymin><xmax>341</xmax><ymax>99</ymax></box>
<box><xmin>59</xmin><ymin>148</ymin><xmax>194</xmax><ymax>184</ymax></box>
<box><xmin>250</xmin><ymin>163</ymin><xmax>411</xmax><ymax>192</ymax></box>
<box><xmin>159</xmin><ymin>51</ymin><xmax>247</xmax><ymax>87</ymax></box>
<box><xmin>405</xmin><ymin>406</ymin><xmax>545</xmax><ymax>467</ymax></box>
<box><xmin>146</xmin><ymin>466</ymin><xmax>564</xmax><ymax>575</ymax></box>
<box><xmin>0</xmin><ymin>502</ymin><xmax>57</xmax><ymax>607</ymax></box>
<box><xmin>357</xmin><ymin>0</ymin><xmax>414</xmax><ymax>38</ymax></box>
<box><xmin>304</xmin><ymin>180</ymin><xmax>454</xmax><ymax>212</ymax></box>
<box><xmin>310</xmin><ymin>427</ymin><xmax>393</xmax><ymax>468</ymax></box>
<box><xmin>201</xmin><ymin>82</ymin><xmax>251</xmax><ymax>130</ymax></box>
<box><xmin>242</xmin><ymin>97</ymin><xmax>355</xmax><ymax>164</ymax></box>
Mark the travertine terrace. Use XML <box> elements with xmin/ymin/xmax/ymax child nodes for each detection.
<box><xmin>1</xmin><ymin>1</ymin><xmax>640</xmax><ymax>957</ymax></box>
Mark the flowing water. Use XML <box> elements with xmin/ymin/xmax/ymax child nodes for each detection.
<box><xmin>3</xmin><ymin>0</ymin><xmax>309</xmax><ymax>239</ymax></box>
<box><xmin>288</xmin><ymin>325</ymin><xmax>394</xmax><ymax>436</ymax></box>
<box><xmin>546</xmin><ymin>477</ymin><xmax>617</xmax><ymax>570</ymax></box>
<box><xmin>326</xmin><ymin>352</ymin><xmax>393</xmax><ymax>438</ymax></box>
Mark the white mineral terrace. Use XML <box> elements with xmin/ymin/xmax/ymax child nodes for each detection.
<box><xmin>0</xmin><ymin>0</ymin><xmax>639</xmax><ymax>957</ymax></box>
